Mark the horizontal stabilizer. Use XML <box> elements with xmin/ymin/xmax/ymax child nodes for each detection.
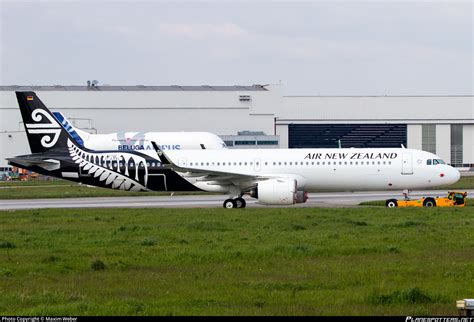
<box><xmin>7</xmin><ymin>157</ymin><xmax>60</xmax><ymax>171</ymax></box>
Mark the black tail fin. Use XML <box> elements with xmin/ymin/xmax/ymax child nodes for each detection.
<box><xmin>16</xmin><ymin>91</ymin><xmax>74</xmax><ymax>153</ymax></box>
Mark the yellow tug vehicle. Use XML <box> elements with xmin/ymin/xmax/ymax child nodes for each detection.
<box><xmin>385</xmin><ymin>191</ymin><xmax>467</xmax><ymax>208</ymax></box>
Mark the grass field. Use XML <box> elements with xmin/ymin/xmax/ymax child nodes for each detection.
<box><xmin>0</xmin><ymin>175</ymin><xmax>473</xmax><ymax>200</ymax></box>
<box><xmin>0</xmin><ymin>180</ymin><xmax>215</xmax><ymax>199</ymax></box>
<box><xmin>1</xmin><ymin>207</ymin><xmax>473</xmax><ymax>315</ymax></box>
<box><xmin>0</xmin><ymin>180</ymin><xmax>72</xmax><ymax>186</ymax></box>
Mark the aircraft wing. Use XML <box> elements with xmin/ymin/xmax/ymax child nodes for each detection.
<box><xmin>151</xmin><ymin>141</ymin><xmax>266</xmax><ymax>188</ymax></box>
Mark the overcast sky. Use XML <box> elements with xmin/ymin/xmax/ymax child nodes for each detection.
<box><xmin>0</xmin><ymin>0</ymin><xmax>472</xmax><ymax>95</ymax></box>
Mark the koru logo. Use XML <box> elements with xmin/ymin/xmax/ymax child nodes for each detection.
<box><xmin>25</xmin><ymin>109</ymin><xmax>61</xmax><ymax>148</ymax></box>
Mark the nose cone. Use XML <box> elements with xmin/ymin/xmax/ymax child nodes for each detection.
<box><xmin>446</xmin><ymin>166</ymin><xmax>461</xmax><ymax>185</ymax></box>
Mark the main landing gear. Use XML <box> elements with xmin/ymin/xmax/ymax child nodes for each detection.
<box><xmin>223</xmin><ymin>197</ymin><xmax>247</xmax><ymax>209</ymax></box>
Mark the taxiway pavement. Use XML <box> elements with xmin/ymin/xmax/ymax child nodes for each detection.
<box><xmin>1</xmin><ymin>189</ymin><xmax>472</xmax><ymax>210</ymax></box>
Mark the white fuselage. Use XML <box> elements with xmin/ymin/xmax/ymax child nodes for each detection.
<box><xmin>163</xmin><ymin>148</ymin><xmax>460</xmax><ymax>193</ymax></box>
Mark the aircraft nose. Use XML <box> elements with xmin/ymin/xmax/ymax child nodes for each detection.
<box><xmin>445</xmin><ymin>166</ymin><xmax>461</xmax><ymax>184</ymax></box>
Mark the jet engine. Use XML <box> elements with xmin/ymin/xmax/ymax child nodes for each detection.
<box><xmin>250</xmin><ymin>178</ymin><xmax>297</xmax><ymax>205</ymax></box>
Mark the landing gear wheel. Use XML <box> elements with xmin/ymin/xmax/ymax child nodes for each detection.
<box><xmin>386</xmin><ymin>199</ymin><xmax>398</xmax><ymax>208</ymax></box>
<box><xmin>423</xmin><ymin>198</ymin><xmax>436</xmax><ymax>207</ymax></box>
<box><xmin>235</xmin><ymin>197</ymin><xmax>246</xmax><ymax>208</ymax></box>
<box><xmin>223</xmin><ymin>199</ymin><xmax>237</xmax><ymax>209</ymax></box>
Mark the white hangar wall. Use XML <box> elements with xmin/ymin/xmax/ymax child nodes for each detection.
<box><xmin>0</xmin><ymin>85</ymin><xmax>280</xmax><ymax>167</ymax></box>
<box><xmin>277</xmin><ymin>95</ymin><xmax>474</xmax><ymax>168</ymax></box>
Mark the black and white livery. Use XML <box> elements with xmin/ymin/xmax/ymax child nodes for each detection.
<box><xmin>9</xmin><ymin>92</ymin><xmax>198</xmax><ymax>192</ymax></box>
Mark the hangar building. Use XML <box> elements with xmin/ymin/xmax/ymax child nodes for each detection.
<box><xmin>0</xmin><ymin>84</ymin><xmax>473</xmax><ymax>170</ymax></box>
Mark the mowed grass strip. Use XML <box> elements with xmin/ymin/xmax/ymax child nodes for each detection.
<box><xmin>0</xmin><ymin>183</ymin><xmax>215</xmax><ymax>199</ymax></box>
<box><xmin>0</xmin><ymin>179</ymin><xmax>73</xmax><ymax>187</ymax></box>
<box><xmin>0</xmin><ymin>207</ymin><xmax>473</xmax><ymax>315</ymax></box>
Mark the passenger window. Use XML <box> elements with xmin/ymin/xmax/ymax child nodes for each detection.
<box><xmin>289</xmin><ymin>162</ymin><xmax>292</xmax><ymax>165</ymax></box>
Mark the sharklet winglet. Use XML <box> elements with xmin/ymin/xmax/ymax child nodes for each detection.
<box><xmin>151</xmin><ymin>141</ymin><xmax>171</xmax><ymax>165</ymax></box>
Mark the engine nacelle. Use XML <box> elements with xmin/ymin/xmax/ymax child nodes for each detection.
<box><xmin>295</xmin><ymin>190</ymin><xmax>309</xmax><ymax>203</ymax></box>
<box><xmin>253</xmin><ymin>178</ymin><xmax>297</xmax><ymax>205</ymax></box>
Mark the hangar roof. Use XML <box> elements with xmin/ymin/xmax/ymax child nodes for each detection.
<box><xmin>0</xmin><ymin>85</ymin><xmax>268</xmax><ymax>91</ymax></box>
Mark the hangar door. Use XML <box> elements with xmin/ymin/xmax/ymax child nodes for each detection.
<box><xmin>288</xmin><ymin>124</ymin><xmax>407</xmax><ymax>149</ymax></box>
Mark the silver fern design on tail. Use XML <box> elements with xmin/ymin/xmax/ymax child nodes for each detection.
<box><xmin>67</xmin><ymin>139</ymin><xmax>149</xmax><ymax>191</ymax></box>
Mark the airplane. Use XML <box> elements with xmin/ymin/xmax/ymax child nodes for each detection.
<box><xmin>8</xmin><ymin>91</ymin><xmax>461</xmax><ymax>208</ymax></box>
<box><xmin>52</xmin><ymin>111</ymin><xmax>228</xmax><ymax>151</ymax></box>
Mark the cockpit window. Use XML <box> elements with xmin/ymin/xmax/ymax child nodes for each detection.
<box><xmin>428</xmin><ymin>159</ymin><xmax>445</xmax><ymax>165</ymax></box>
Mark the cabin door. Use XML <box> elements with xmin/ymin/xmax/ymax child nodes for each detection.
<box><xmin>402</xmin><ymin>153</ymin><xmax>413</xmax><ymax>175</ymax></box>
